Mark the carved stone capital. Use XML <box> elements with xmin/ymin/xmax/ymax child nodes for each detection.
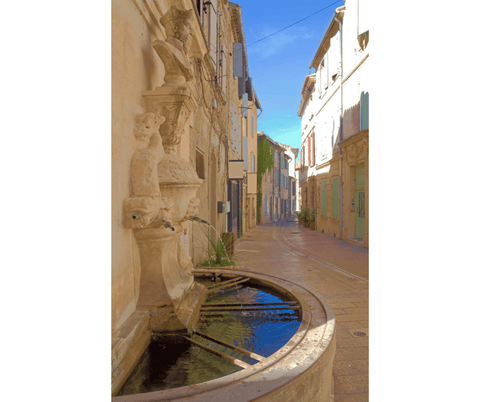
<box><xmin>143</xmin><ymin>88</ymin><xmax>196</xmax><ymax>154</ymax></box>
<box><xmin>346</xmin><ymin>138</ymin><xmax>368</xmax><ymax>167</ymax></box>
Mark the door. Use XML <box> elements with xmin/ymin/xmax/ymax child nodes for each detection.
<box><xmin>228</xmin><ymin>180</ymin><xmax>238</xmax><ymax>235</ymax></box>
<box><xmin>355</xmin><ymin>164</ymin><xmax>365</xmax><ymax>239</ymax></box>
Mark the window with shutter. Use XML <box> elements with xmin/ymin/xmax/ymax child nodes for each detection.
<box><xmin>321</xmin><ymin>181</ymin><xmax>327</xmax><ymax>217</ymax></box>
<box><xmin>233</xmin><ymin>43</ymin><xmax>243</xmax><ymax>77</ymax></box>
<box><xmin>207</xmin><ymin>0</ymin><xmax>218</xmax><ymax>65</ymax></box>
<box><xmin>221</xmin><ymin>44</ymin><xmax>227</xmax><ymax>95</ymax></box>
<box><xmin>332</xmin><ymin>178</ymin><xmax>339</xmax><ymax>219</ymax></box>
<box><xmin>308</xmin><ymin>136</ymin><xmax>311</xmax><ymax>166</ymax></box>
<box><xmin>321</xmin><ymin>59</ymin><xmax>328</xmax><ymax>90</ymax></box>
<box><xmin>360</xmin><ymin>91</ymin><xmax>369</xmax><ymax>130</ymax></box>
<box><xmin>242</xmin><ymin>93</ymin><xmax>248</xmax><ymax>117</ymax></box>
<box><xmin>329</xmin><ymin>33</ymin><xmax>339</xmax><ymax>83</ymax></box>
<box><xmin>232</xmin><ymin>104</ymin><xmax>235</xmax><ymax>150</ymax></box>
<box><xmin>311</xmin><ymin>132</ymin><xmax>315</xmax><ymax>166</ymax></box>
<box><xmin>243</xmin><ymin>137</ymin><xmax>248</xmax><ymax>170</ymax></box>
<box><xmin>237</xmin><ymin>115</ymin><xmax>241</xmax><ymax>158</ymax></box>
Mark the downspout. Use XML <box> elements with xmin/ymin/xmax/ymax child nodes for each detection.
<box><xmin>334</xmin><ymin>11</ymin><xmax>344</xmax><ymax>240</ymax></box>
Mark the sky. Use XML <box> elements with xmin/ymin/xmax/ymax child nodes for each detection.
<box><xmin>237</xmin><ymin>0</ymin><xmax>343</xmax><ymax>157</ymax></box>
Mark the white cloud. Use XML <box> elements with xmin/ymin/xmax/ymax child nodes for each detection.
<box><xmin>248</xmin><ymin>25</ymin><xmax>316</xmax><ymax>58</ymax></box>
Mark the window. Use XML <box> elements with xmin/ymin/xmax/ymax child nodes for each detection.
<box><xmin>232</xmin><ymin>103</ymin><xmax>236</xmax><ymax>149</ymax></box>
<box><xmin>311</xmin><ymin>132</ymin><xmax>315</xmax><ymax>166</ymax></box>
<box><xmin>332</xmin><ymin>178</ymin><xmax>339</xmax><ymax>219</ymax></box>
<box><xmin>321</xmin><ymin>181</ymin><xmax>327</xmax><ymax>217</ymax></box>
<box><xmin>196</xmin><ymin>150</ymin><xmax>205</xmax><ymax>179</ymax></box>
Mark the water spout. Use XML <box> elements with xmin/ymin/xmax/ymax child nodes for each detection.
<box><xmin>162</xmin><ymin>219</ymin><xmax>175</xmax><ymax>231</ymax></box>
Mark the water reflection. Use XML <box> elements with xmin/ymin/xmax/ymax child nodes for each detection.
<box><xmin>117</xmin><ymin>279</ymin><xmax>301</xmax><ymax>396</ymax></box>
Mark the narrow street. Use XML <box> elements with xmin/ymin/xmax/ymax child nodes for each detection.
<box><xmin>235</xmin><ymin>220</ymin><xmax>369</xmax><ymax>402</ymax></box>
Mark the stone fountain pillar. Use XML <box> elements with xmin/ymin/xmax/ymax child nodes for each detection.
<box><xmin>123</xmin><ymin>5</ymin><xmax>205</xmax><ymax>333</ymax></box>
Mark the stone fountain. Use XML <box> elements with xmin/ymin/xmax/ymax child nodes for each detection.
<box><xmin>123</xmin><ymin>4</ymin><xmax>203</xmax><ymax>334</ymax></box>
<box><xmin>112</xmin><ymin>6</ymin><xmax>337</xmax><ymax>400</ymax></box>
<box><xmin>112</xmin><ymin>5</ymin><xmax>204</xmax><ymax>394</ymax></box>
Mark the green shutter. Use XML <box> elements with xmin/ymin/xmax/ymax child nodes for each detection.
<box><xmin>360</xmin><ymin>91</ymin><xmax>369</xmax><ymax>130</ymax></box>
<box><xmin>332</xmin><ymin>178</ymin><xmax>339</xmax><ymax>220</ymax></box>
<box><xmin>321</xmin><ymin>181</ymin><xmax>327</xmax><ymax>217</ymax></box>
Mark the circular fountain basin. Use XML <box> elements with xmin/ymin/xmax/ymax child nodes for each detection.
<box><xmin>112</xmin><ymin>268</ymin><xmax>336</xmax><ymax>402</ymax></box>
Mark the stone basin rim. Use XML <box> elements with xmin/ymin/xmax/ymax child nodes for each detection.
<box><xmin>112</xmin><ymin>268</ymin><xmax>335</xmax><ymax>402</ymax></box>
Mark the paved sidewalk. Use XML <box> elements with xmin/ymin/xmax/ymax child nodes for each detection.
<box><xmin>235</xmin><ymin>220</ymin><xmax>369</xmax><ymax>402</ymax></box>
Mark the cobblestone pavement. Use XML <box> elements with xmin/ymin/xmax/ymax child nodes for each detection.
<box><xmin>235</xmin><ymin>220</ymin><xmax>369</xmax><ymax>402</ymax></box>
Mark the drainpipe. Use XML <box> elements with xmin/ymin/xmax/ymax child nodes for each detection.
<box><xmin>334</xmin><ymin>10</ymin><xmax>344</xmax><ymax>240</ymax></box>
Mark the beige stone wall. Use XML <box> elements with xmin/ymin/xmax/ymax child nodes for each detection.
<box><xmin>112</xmin><ymin>0</ymin><xmax>170</xmax><ymax>331</ymax></box>
<box><xmin>112</xmin><ymin>0</ymin><xmax>254</xmax><ymax>331</ymax></box>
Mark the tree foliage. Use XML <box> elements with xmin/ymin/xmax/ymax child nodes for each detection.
<box><xmin>256</xmin><ymin>138</ymin><xmax>274</xmax><ymax>222</ymax></box>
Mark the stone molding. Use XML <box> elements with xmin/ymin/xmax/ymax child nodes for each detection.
<box><xmin>346</xmin><ymin>138</ymin><xmax>368</xmax><ymax>167</ymax></box>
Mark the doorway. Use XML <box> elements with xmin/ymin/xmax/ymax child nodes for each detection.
<box><xmin>355</xmin><ymin>164</ymin><xmax>365</xmax><ymax>239</ymax></box>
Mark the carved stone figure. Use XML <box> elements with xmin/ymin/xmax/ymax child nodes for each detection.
<box><xmin>160</xmin><ymin>5</ymin><xmax>194</xmax><ymax>55</ymax></box>
<box><xmin>154</xmin><ymin>5</ymin><xmax>194</xmax><ymax>90</ymax></box>
<box><xmin>124</xmin><ymin>112</ymin><xmax>166</xmax><ymax>229</ymax></box>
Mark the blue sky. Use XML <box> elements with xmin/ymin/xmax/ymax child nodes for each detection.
<box><xmin>237</xmin><ymin>0</ymin><xmax>343</xmax><ymax>157</ymax></box>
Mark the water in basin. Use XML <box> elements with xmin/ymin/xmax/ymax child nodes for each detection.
<box><xmin>117</xmin><ymin>278</ymin><xmax>302</xmax><ymax>396</ymax></box>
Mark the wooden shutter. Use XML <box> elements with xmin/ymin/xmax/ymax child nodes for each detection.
<box><xmin>243</xmin><ymin>137</ymin><xmax>248</xmax><ymax>170</ymax></box>
<box><xmin>360</xmin><ymin>91</ymin><xmax>369</xmax><ymax>130</ymax></box>
<box><xmin>242</xmin><ymin>93</ymin><xmax>248</xmax><ymax>117</ymax></box>
<box><xmin>358</xmin><ymin>0</ymin><xmax>369</xmax><ymax>35</ymax></box>
<box><xmin>237</xmin><ymin>115</ymin><xmax>241</xmax><ymax>158</ymax></box>
<box><xmin>321</xmin><ymin>181</ymin><xmax>327</xmax><ymax>217</ymax></box>
<box><xmin>221</xmin><ymin>44</ymin><xmax>227</xmax><ymax>95</ymax></box>
<box><xmin>232</xmin><ymin>104</ymin><xmax>235</xmax><ymax>150</ymax></box>
<box><xmin>332</xmin><ymin>178</ymin><xmax>339</xmax><ymax>219</ymax></box>
<box><xmin>233</xmin><ymin>43</ymin><xmax>243</xmax><ymax>77</ymax></box>
<box><xmin>208</xmin><ymin>0</ymin><xmax>218</xmax><ymax>64</ymax></box>
<box><xmin>311</xmin><ymin>131</ymin><xmax>315</xmax><ymax>166</ymax></box>
<box><xmin>308</xmin><ymin>136</ymin><xmax>311</xmax><ymax>166</ymax></box>
<box><xmin>329</xmin><ymin>32</ymin><xmax>339</xmax><ymax>81</ymax></box>
<box><xmin>321</xmin><ymin>60</ymin><xmax>328</xmax><ymax>89</ymax></box>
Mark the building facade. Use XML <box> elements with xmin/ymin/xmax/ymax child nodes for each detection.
<box><xmin>298</xmin><ymin>0</ymin><xmax>369</xmax><ymax>247</ymax></box>
<box><xmin>112</xmin><ymin>0</ymin><xmax>261</xmax><ymax>391</ymax></box>
<box><xmin>257</xmin><ymin>133</ymin><xmax>298</xmax><ymax>224</ymax></box>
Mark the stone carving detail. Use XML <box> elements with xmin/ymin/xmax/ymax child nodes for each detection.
<box><xmin>154</xmin><ymin>103</ymin><xmax>190</xmax><ymax>154</ymax></box>
<box><xmin>124</xmin><ymin>112</ymin><xmax>167</xmax><ymax>229</ymax></box>
<box><xmin>182</xmin><ymin>197</ymin><xmax>200</xmax><ymax>222</ymax></box>
<box><xmin>155</xmin><ymin>5</ymin><xmax>194</xmax><ymax>91</ymax></box>
<box><xmin>142</xmin><ymin>5</ymin><xmax>198</xmax><ymax>155</ymax></box>
<box><xmin>160</xmin><ymin>5</ymin><xmax>194</xmax><ymax>55</ymax></box>
<box><xmin>346</xmin><ymin>138</ymin><xmax>368</xmax><ymax>166</ymax></box>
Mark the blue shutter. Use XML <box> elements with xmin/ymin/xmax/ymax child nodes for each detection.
<box><xmin>233</xmin><ymin>43</ymin><xmax>243</xmax><ymax>77</ymax></box>
<box><xmin>237</xmin><ymin>116</ymin><xmax>241</xmax><ymax>157</ymax></box>
<box><xmin>242</xmin><ymin>93</ymin><xmax>248</xmax><ymax>117</ymax></box>
<box><xmin>243</xmin><ymin>137</ymin><xmax>248</xmax><ymax>170</ymax></box>
<box><xmin>232</xmin><ymin>104</ymin><xmax>235</xmax><ymax>150</ymax></box>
